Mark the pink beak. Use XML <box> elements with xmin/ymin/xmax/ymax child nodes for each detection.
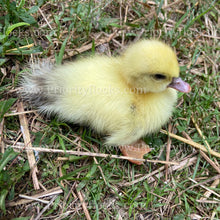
<box><xmin>168</xmin><ymin>77</ymin><xmax>191</xmax><ymax>93</ymax></box>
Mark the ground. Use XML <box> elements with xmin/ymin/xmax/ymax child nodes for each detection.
<box><xmin>0</xmin><ymin>0</ymin><xmax>219</xmax><ymax>219</ymax></box>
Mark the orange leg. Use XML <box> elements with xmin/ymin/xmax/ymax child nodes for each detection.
<box><xmin>119</xmin><ymin>140</ymin><xmax>151</xmax><ymax>165</ymax></box>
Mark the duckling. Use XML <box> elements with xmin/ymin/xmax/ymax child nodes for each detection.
<box><xmin>20</xmin><ymin>40</ymin><xmax>191</xmax><ymax>164</ymax></box>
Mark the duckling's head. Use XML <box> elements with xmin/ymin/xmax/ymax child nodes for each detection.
<box><xmin>121</xmin><ymin>40</ymin><xmax>190</xmax><ymax>93</ymax></box>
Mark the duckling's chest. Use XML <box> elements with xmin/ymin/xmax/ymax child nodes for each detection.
<box><xmin>131</xmin><ymin>89</ymin><xmax>177</xmax><ymax>133</ymax></box>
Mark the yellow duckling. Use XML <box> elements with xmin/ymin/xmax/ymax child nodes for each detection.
<box><xmin>21</xmin><ymin>40</ymin><xmax>191</xmax><ymax>164</ymax></box>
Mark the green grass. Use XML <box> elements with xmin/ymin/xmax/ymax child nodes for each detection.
<box><xmin>0</xmin><ymin>0</ymin><xmax>219</xmax><ymax>219</ymax></box>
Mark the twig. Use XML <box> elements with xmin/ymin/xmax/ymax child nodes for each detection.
<box><xmin>200</xmin><ymin>34</ymin><xmax>220</xmax><ymax>39</ymax></box>
<box><xmin>199</xmin><ymin>150</ymin><xmax>220</xmax><ymax>174</ymax></box>
<box><xmin>4</xmin><ymin>110</ymin><xmax>37</xmax><ymax>117</ymax></box>
<box><xmin>146</xmin><ymin>159</ymin><xmax>178</xmax><ymax>165</ymax></box>
<box><xmin>19</xmin><ymin>194</ymin><xmax>49</xmax><ymax>204</ymax></box>
<box><xmin>200</xmin><ymin>178</ymin><xmax>220</xmax><ymax>200</ymax></box>
<box><xmin>122</xmin><ymin>157</ymin><xmax>197</xmax><ymax>186</ymax></box>
<box><xmin>7</xmin><ymin>145</ymin><xmax>179</xmax><ymax>165</ymax></box>
<box><xmin>38</xmin><ymin>181</ymin><xmax>48</xmax><ymax>191</ymax></box>
<box><xmin>17</xmin><ymin>102</ymin><xmax>40</xmax><ymax>190</ymax></box>
<box><xmin>5</xmin><ymin>43</ymin><xmax>34</xmax><ymax>55</ymax></box>
<box><xmin>191</xmin><ymin>116</ymin><xmax>211</xmax><ymax>151</ymax></box>
<box><xmin>93</xmin><ymin>157</ymin><xmax>107</xmax><ymax>185</ymax></box>
<box><xmin>179</xmin><ymin>174</ymin><xmax>220</xmax><ymax>197</ymax></box>
<box><xmin>165</xmin><ymin>124</ymin><xmax>172</xmax><ymax>181</ymax></box>
<box><xmin>196</xmin><ymin>200</ymin><xmax>220</xmax><ymax>204</ymax></box>
<box><xmin>132</xmin><ymin>0</ymin><xmax>183</xmax><ymax>24</ymax></box>
<box><xmin>0</xmin><ymin>118</ymin><xmax>5</xmax><ymax>154</ymax></box>
<box><xmin>76</xmin><ymin>189</ymin><xmax>92</xmax><ymax>220</ymax></box>
<box><xmin>7</xmin><ymin>186</ymin><xmax>63</xmax><ymax>207</ymax></box>
<box><xmin>38</xmin><ymin>8</ymin><xmax>53</xmax><ymax>30</ymax></box>
<box><xmin>146</xmin><ymin>190</ymin><xmax>169</xmax><ymax>202</ymax></box>
<box><xmin>160</xmin><ymin>129</ymin><xmax>220</xmax><ymax>158</ymax></box>
<box><xmin>34</xmin><ymin>195</ymin><xmax>58</xmax><ymax>220</ymax></box>
<box><xmin>59</xmin><ymin>165</ymin><xmax>65</xmax><ymax>188</ymax></box>
<box><xmin>188</xmin><ymin>178</ymin><xmax>220</xmax><ymax>199</ymax></box>
<box><xmin>183</xmin><ymin>132</ymin><xmax>220</xmax><ymax>174</ymax></box>
<box><xmin>60</xmin><ymin>32</ymin><xmax>117</xmax><ymax>60</ymax></box>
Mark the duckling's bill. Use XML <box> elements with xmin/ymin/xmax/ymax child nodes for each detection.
<box><xmin>168</xmin><ymin>77</ymin><xmax>191</xmax><ymax>93</ymax></box>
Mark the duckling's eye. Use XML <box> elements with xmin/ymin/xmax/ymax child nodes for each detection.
<box><xmin>153</xmin><ymin>74</ymin><xmax>166</xmax><ymax>80</ymax></box>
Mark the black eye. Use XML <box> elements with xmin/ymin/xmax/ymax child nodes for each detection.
<box><xmin>153</xmin><ymin>74</ymin><xmax>166</xmax><ymax>80</ymax></box>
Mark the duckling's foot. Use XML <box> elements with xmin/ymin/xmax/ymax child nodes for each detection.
<box><xmin>119</xmin><ymin>140</ymin><xmax>151</xmax><ymax>165</ymax></box>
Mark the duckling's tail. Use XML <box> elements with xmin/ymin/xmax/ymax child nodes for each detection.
<box><xmin>19</xmin><ymin>61</ymin><xmax>60</xmax><ymax>115</ymax></box>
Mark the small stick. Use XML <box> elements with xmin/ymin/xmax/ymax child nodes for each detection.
<box><xmin>4</xmin><ymin>110</ymin><xmax>37</xmax><ymax>117</ymax></box>
<box><xmin>76</xmin><ymin>189</ymin><xmax>92</xmax><ymax>220</ymax></box>
<box><xmin>191</xmin><ymin>116</ymin><xmax>211</xmax><ymax>151</ymax></box>
<box><xmin>17</xmin><ymin>102</ymin><xmax>40</xmax><ymax>190</ymax></box>
<box><xmin>199</xmin><ymin>150</ymin><xmax>220</xmax><ymax>174</ymax></box>
<box><xmin>8</xmin><ymin>145</ymin><xmax>179</xmax><ymax>165</ymax></box>
<box><xmin>201</xmin><ymin>34</ymin><xmax>220</xmax><ymax>39</ymax></box>
<box><xmin>19</xmin><ymin>194</ymin><xmax>49</xmax><ymax>204</ymax></box>
<box><xmin>38</xmin><ymin>8</ymin><xmax>53</xmax><ymax>30</ymax></box>
<box><xmin>183</xmin><ymin>132</ymin><xmax>220</xmax><ymax>174</ymax></box>
<box><xmin>38</xmin><ymin>181</ymin><xmax>47</xmax><ymax>191</ymax></box>
<box><xmin>160</xmin><ymin>129</ymin><xmax>220</xmax><ymax>158</ymax></box>
<box><xmin>132</xmin><ymin>0</ymin><xmax>183</xmax><ymax>23</ymax></box>
<box><xmin>7</xmin><ymin>187</ymin><xmax>63</xmax><ymax>207</ymax></box>
<box><xmin>5</xmin><ymin>43</ymin><xmax>34</xmax><ymax>55</ymax></box>
<box><xmin>188</xmin><ymin>178</ymin><xmax>220</xmax><ymax>199</ymax></box>
<box><xmin>196</xmin><ymin>200</ymin><xmax>220</xmax><ymax>204</ymax></box>
<box><xmin>93</xmin><ymin>157</ymin><xmax>107</xmax><ymax>185</ymax></box>
<box><xmin>0</xmin><ymin>118</ymin><xmax>5</xmax><ymax>154</ymax></box>
<box><xmin>122</xmin><ymin>157</ymin><xmax>197</xmax><ymax>186</ymax></box>
<box><xmin>61</xmin><ymin>32</ymin><xmax>117</xmax><ymax>60</ymax></box>
<box><xmin>165</xmin><ymin>124</ymin><xmax>172</xmax><ymax>181</ymax></box>
<box><xmin>34</xmin><ymin>195</ymin><xmax>58</xmax><ymax>220</ymax></box>
<box><xmin>200</xmin><ymin>178</ymin><xmax>220</xmax><ymax>200</ymax></box>
<box><xmin>179</xmin><ymin>174</ymin><xmax>220</xmax><ymax>197</ymax></box>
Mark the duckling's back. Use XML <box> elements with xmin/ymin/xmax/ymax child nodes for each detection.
<box><xmin>21</xmin><ymin>57</ymin><xmax>135</xmax><ymax>135</ymax></box>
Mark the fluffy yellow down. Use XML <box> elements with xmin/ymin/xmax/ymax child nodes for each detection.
<box><xmin>22</xmin><ymin>40</ymin><xmax>180</xmax><ymax>146</ymax></box>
